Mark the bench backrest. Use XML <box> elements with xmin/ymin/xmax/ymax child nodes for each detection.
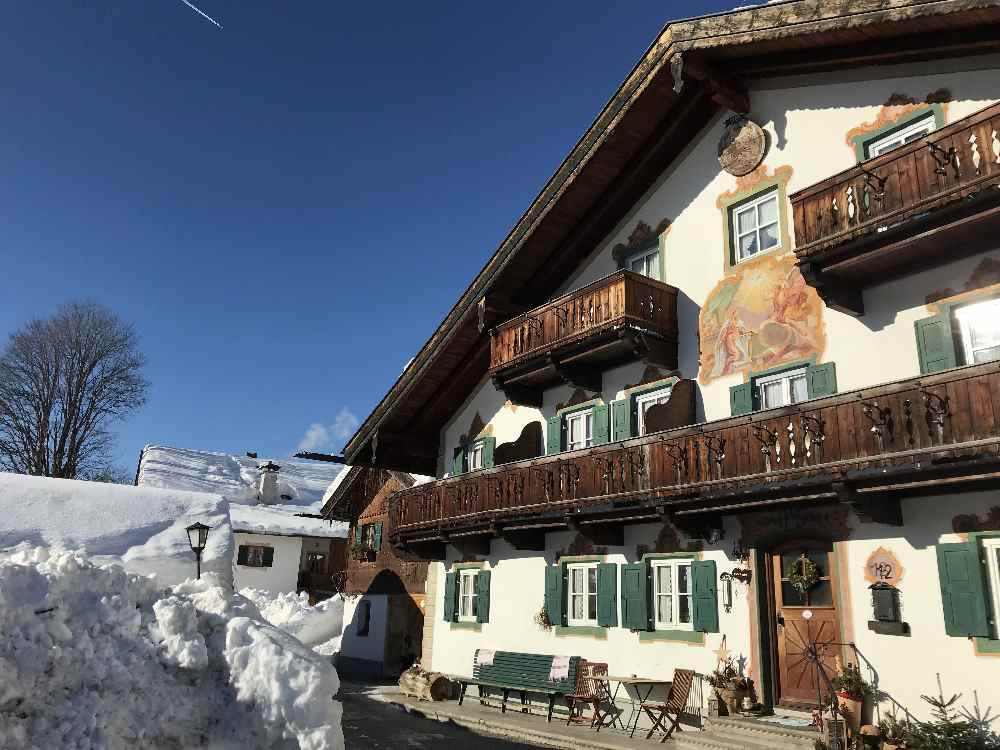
<box><xmin>473</xmin><ymin>650</ymin><xmax>581</xmax><ymax>693</ymax></box>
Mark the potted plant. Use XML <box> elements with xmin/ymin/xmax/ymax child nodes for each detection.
<box><xmin>880</xmin><ymin>714</ymin><xmax>908</xmax><ymax>750</ymax></box>
<box><xmin>348</xmin><ymin>541</ymin><xmax>375</xmax><ymax>562</ymax></box>
<box><xmin>831</xmin><ymin>664</ymin><xmax>872</xmax><ymax>736</ymax></box>
<box><xmin>533</xmin><ymin>605</ymin><xmax>553</xmax><ymax>631</ymax></box>
<box><xmin>707</xmin><ymin>658</ymin><xmax>750</xmax><ymax>715</ymax></box>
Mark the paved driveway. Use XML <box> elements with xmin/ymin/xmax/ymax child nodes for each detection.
<box><xmin>340</xmin><ymin>684</ymin><xmax>546</xmax><ymax>749</ymax></box>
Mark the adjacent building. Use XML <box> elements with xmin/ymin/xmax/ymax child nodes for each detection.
<box><xmin>339</xmin><ymin>0</ymin><xmax>1000</xmax><ymax>722</ymax></box>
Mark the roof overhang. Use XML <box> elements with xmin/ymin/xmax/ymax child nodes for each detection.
<box><xmin>344</xmin><ymin>0</ymin><xmax>1000</xmax><ymax>475</ymax></box>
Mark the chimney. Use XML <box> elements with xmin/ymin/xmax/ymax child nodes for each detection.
<box><xmin>258</xmin><ymin>461</ymin><xmax>281</xmax><ymax>505</ymax></box>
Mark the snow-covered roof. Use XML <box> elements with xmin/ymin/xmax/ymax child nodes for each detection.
<box><xmin>0</xmin><ymin>472</ymin><xmax>233</xmax><ymax>587</ymax></box>
<box><xmin>137</xmin><ymin>444</ymin><xmax>346</xmax><ymax>512</ymax></box>
<box><xmin>231</xmin><ymin>504</ymin><xmax>348</xmax><ymax>539</ymax></box>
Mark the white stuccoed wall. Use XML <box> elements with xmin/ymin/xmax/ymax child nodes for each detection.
<box><xmin>341</xmin><ymin>593</ymin><xmax>389</xmax><ymax>664</ymax></box>
<box><xmin>232</xmin><ymin>532</ymin><xmax>302</xmax><ymax>593</ymax></box>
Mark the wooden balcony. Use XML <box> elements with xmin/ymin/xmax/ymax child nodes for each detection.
<box><xmin>488</xmin><ymin>271</ymin><xmax>678</xmax><ymax>406</ymax></box>
<box><xmin>389</xmin><ymin>362</ymin><xmax>1000</xmax><ymax>559</ymax></box>
<box><xmin>791</xmin><ymin>101</ymin><xmax>1000</xmax><ymax>316</ymax></box>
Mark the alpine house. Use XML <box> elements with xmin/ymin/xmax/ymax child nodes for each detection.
<box><xmin>341</xmin><ymin>0</ymin><xmax>1000</xmax><ymax>719</ymax></box>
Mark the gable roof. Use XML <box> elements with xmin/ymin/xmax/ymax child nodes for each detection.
<box><xmin>344</xmin><ymin>0</ymin><xmax>1000</xmax><ymax>474</ymax></box>
<box><xmin>319</xmin><ymin>465</ymin><xmax>432</xmax><ymax>520</ymax></box>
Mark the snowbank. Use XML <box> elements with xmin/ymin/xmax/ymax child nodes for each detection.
<box><xmin>241</xmin><ymin>588</ymin><xmax>345</xmax><ymax>652</ymax></box>
<box><xmin>0</xmin><ymin>547</ymin><xmax>343</xmax><ymax>750</ymax></box>
<box><xmin>0</xmin><ymin>473</ymin><xmax>232</xmax><ymax>587</ymax></box>
<box><xmin>231</xmin><ymin>504</ymin><xmax>348</xmax><ymax>539</ymax></box>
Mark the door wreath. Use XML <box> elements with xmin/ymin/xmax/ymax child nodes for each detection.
<box><xmin>786</xmin><ymin>554</ymin><xmax>819</xmax><ymax>596</ymax></box>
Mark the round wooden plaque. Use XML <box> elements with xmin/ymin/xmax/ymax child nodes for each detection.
<box><xmin>718</xmin><ymin>116</ymin><xmax>767</xmax><ymax>177</ymax></box>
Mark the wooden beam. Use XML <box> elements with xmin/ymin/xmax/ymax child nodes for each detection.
<box><xmin>499</xmin><ymin>527</ymin><xmax>547</xmax><ymax>551</ymax></box>
<box><xmin>446</xmin><ymin>534</ymin><xmax>492</xmax><ymax>557</ymax></box>
<box><xmin>835</xmin><ymin>481</ymin><xmax>902</xmax><ymax>527</ymax></box>
<box><xmin>566</xmin><ymin>518</ymin><xmax>624</xmax><ymax>547</ymax></box>
<box><xmin>293</xmin><ymin>452</ymin><xmax>348</xmax><ymax>464</ymax></box>
<box><xmin>478</xmin><ymin>295</ymin><xmax>527</xmax><ymax>334</ymax></box>
<box><xmin>492</xmin><ymin>376</ymin><xmax>543</xmax><ymax>408</ymax></box>
<box><xmin>547</xmin><ymin>354</ymin><xmax>602</xmax><ymax>393</ymax></box>
<box><xmin>672</xmin><ymin>52</ymin><xmax>749</xmax><ymax>115</ymax></box>
<box><xmin>798</xmin><ymin>261</ymin><xmax>865</xmax><ymax>317</ymax></box>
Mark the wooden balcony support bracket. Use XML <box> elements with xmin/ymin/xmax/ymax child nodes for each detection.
<box><xmin>669</xmin><ymin>510</ymin><xmax>727</xmax><ymax>543</ymax></box>
<box><xmin>404</xmin><ymin>538</ymin><xmax>448</xmax><ymax>561</ymax></box>
<box><xmin>546</xmin><ymin>354</ymin><xmax>602</xmax><ymax>393</ymax></box>
<box><xmin>671</xmin><ymin>51</ymin><xmax>749</xmax><ymax>115</ymax></box>
<box><xmin>498</xmin><ymin>526</ymin><xmax>548</xmax><ymax>551</ymax></box>
<box><xmin>797</xmin><ymin>260</ymin><xmax>866</xmax><ymax>317</ymax></box>
<box><xmin>834</xmin><ymin>481</ymin><xmax>903</xmax><ymax>527</ymax></box>
<box><xmin>478</xmin><ymin>294</ymin><xmax>528</xmax><ymax>335</ymax></box>
<box><xmin>491</xmin><ymin>376</ymin><xmax>543</xmax><ymax>408</ymax></box>
<box><xmin>445</xmin><ymin>532</ymin><xmax>492</xmax><ymax>558</ymax></box>
<box><xmin>564</xmin><ymin>515</ymin><xmax>625</xmax><ymax>547</ymax></box>
<box><xmin>618</xmin><ymin>330</ymin><xmax>677</xmax><ymax>370</ymax></box>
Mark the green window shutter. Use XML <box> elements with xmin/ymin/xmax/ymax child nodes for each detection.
<box><xmin>730</xmin><ymin>383</ymin><xmax>753</xmax><ymax>416</ymax></box>
<box><xmin>915</xmin><ymin>314</ymin><xmax>957</xmax><ymax>374</ymax></box>
<box><xmin>936</xmin><ymin>542</ymin><xmax>990</xmax><ymax>637</ymax></box>
<box><xmin>546</xmin><ymin>416</ymin><xmax>563</xmax><ymax>455</ymax></box>
<box><xmin>544</xmin><ymin>564</ymin><xmax>566</xmax><ymax>626</ymax></box>
<box><xmin>481</xmin><ymin>437</ymin><xmax>496</xmax><ymax>468</ymax></box>
<box><xmin>451</xmin><ymin>446</ymin><xmax>465</xmax><ymax>476</ymax></box>
<box><xmin>692</xmin><ymin>560</ymin><xmax>719</xmax><ymax>633</ymax></box>
<box><xmin>443</xmin><ymin>571</ymin><xmax>458</xmax><ymax>623</ymax></box>
<box><xmin>612</xmin><ymin>399</ymin><xmax>633</xmax><ymax>441</ymax></box>
<box><xmin>596</xmin><ymin>562</ymin><xmax>618</xmax><ymax>627</ymax></box>
<box><xmin>476</xmin><ymin>570</ymin><xmax>492</xmax><ymax>623</ymax></box>
<box><xmin>807</xmin><ymin>362</ymin><xmax>838</xmax><ymax>399</ymax></box>
<box><xmin>372</xmin><ymin>523</ymin><xmax>382</xmax><ymax>552</ymax></box>
<box><xmin>237</xmin><ymin>545</ymin><xmax>249</xmax><ymax>566</ymax></box>
<box><xmin>621</xmin><ymin>562</ymin><xmax>651</xmax><ymax>631</ymax></box>
<box><xmin>262</xmin><ymin>546</ymin><xmax>275</xmax><ymax>567</ymax></box>
<box><xmin>592</xmin><ymin>404</ymin><xmax>611</xmax><ymax>446</ymax></box>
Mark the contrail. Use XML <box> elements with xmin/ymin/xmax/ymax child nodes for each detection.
<box><xmin>178</xmin><ymin>0</ymin><xmax>223</xmax><ymax>28</ymax></box>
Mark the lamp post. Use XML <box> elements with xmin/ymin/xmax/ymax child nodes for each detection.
<box><xmin>185</xmin><ymin>522</ymin><xmax>211</xmax><ymax>580</ymax></box>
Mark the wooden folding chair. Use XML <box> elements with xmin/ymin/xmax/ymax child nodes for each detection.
<box><xmin>641</xmin><ymin>668</ymin><xmax>695</xmax><ymax>743</ymax></box>
<box><xmin>564</xmin><ymin>661</ymin><xmax>608</xmax><ymax>727</ymax></box>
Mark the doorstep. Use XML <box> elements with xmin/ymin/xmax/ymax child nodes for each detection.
<box><xmin>368</xmin><ymin>688</ymin><xmax>675</xmax><ymax>750</ymax></box>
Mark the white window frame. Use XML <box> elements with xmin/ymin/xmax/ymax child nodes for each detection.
<box><xmin>458</xmin><ymin>569</ymin><xmax>479</xmax><ymax>623</ymax></box>
<box><xmin>241</xmin><ymin>544</ymin><xmax>272</xmax><ymax>568</ymax></box>
<box><xmin>955</xmin><ymin>298</ymin><xmax>1000</xmax><ymax>366</ymax></box>
<box><xmin>983</xmin><ymin>538</ymin><xmax>1000</xmax><ymax>638</ymax></box>
<box><xmin>651</xmin><ymin>558</ymin><xmax>693</xmax><ymax>631</ymax></box>
<box><xmin>566</xmin><ymin>562</ymin><xmax>599</xmax><ymax>627</ymax></box>
<box><xmin>756</xmin><ymin>367</ymin><xmax>809</xmax><ymax>410</ymax></box>
<box><xmin>866</xmin><ymin>112</ymin><xmax>936</xmax><ymax>158</ymax></box>
<box><xmin>565</xmin><ymin>409</ymin><xmax>594</xmax><ymax>452</ymax></box>
<box><xmin>635</xmin><ymin>387</ymin><xmax>673</xmax><ymax>436</ymax></box>
<box><xmin>626</xmin><ymin>246</ymin><xmax>661</xmax><ymax>281</ymax></box>
<box><xmin>468</xmin><ymin>441</ymin><xmax>484</xmax><ymax>471</ymax></box>
<box><xmin>731</xmin><ymin>188</ymin><xmax>780</xmax><ymax>263</ymax></box>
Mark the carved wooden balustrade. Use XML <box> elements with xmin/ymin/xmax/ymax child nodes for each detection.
<box><xmin>791</xmin><ymin>101</ymin><xmax>1000</xmax><ymax>315</ymax></box>
<box><xmin>488</xmin><ymin>270</ymin><xmax>678</xmax><ymax>375</ymax></box>
<box><xmin>389</xmin><ymin>361</ymin><xmax>1000</xmax><ymax>540</ymax></box>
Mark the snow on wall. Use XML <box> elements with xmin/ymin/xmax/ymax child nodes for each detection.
<box><xmin>231</xmin><ymin>504</ymin><xmax>348</xmax><ymax>539</ymax></box>
<box><xmin>0</xmin><ymin>473</ymin><xmax>232</xmax><ymax>587</ymax></box>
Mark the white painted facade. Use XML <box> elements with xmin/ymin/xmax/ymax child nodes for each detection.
<box><xmin>340</xmin><ymin>594</ymin><xmax>389</xmax><ymax>674</ymax></box>
<box><xmin>232</xmin><ymin>532</ymin><xmax>302</xmax><ymax>593</ymax></box>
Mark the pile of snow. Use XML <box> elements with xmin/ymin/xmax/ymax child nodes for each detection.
<box><xmin>138</xmin><ymin>445</ymin><xmax>346</xmax><ymax>511</ymax></box>
<box><xmin>0</xmin><ymin>547</ymin><xmax>343</xmax><ymax>750</ymax></box>
<box><xmin>231</xmin><ymin>504</ymin><xmax>348</xmax><ymax>539</ymax></box>
<box><xmin>241</xmin><ymin>588</ymin><xmax>345</xmax><ymax>655</ymax></box>
<box><xmin>0</xmin><ymin>473</ymin><xmax>232</xmax><ymax>587</ymax></box>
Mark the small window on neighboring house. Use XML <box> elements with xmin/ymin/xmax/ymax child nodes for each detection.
<box><xmin>635</xmin><ymin>387</ymin><xmax>673</xmax><ymax>436</ymax></box>
<box><xmin>566</xmin><ymin>410</ymin><xmax>594</xmax><ymax>451</ymax></box>
<box><xmin>306</xmin><ymin>552</ymin><xmax>326</xmax><ymax>573</ymax></box>
<box><xmin>652</xmin><ymin>559</ymin><xmax>693</xmax><ymax>631</ymax></box>
<box><xmin>458</xmin><ymin>569</ymin><xmax>479</xmax><ymax>622</ymax></box>
<box><xmin>955</xmin><ymin>298</ymin><xmax>1000</xmax><ymax>365</ymax></box>
<box><xmin>865</xmin><ymin>112</ymin><xmax>936</xmax><ymax>158</ymax></box>
<box><xmin>731</xmin><ymin>188</ymin><xmax>780</xmax><ymax>263</ymax></box>
<box><xmin>756</xmin><ymin>367</ymin><xmax>809</xmax><ymax>410</ymax></box>
<box><xmin>357</xmin><ymin>600</ymin><xmax>371</xmax><ymax>636</ymax></box>
<box><xmin>469</xmin><ymin>442</ymin><xmax>484</xmax><ymax>471</ymax></box>
<box><xmin>566</xmin><ymin>562</ymin><xmax>598</xmax><ymax>627</ymax></box>
<box><xmin>626</xmin><ymin>247</ymin><xmax>661</xmax><ymax>281</ymax></box>
<box><xmin>238</xmin><ymin>545</ymin><xmax>273</xmax><ymax>568</ymax></box>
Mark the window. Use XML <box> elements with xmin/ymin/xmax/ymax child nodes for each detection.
<box><xmin>469</xmin><ymin>442</ymin><xmax>484</xmax><ymax>471</ymax></box>
<box><xmin>955</xmin><ymin>298</ymin><xmax>1000</xmax><ymax>366</ymax></box>
<box><xmin>651</xmin><ymin>559</ymin><xmax>693</xmax><ymax>630</ymax></box>
<box><xmin>458</xmin><ymin>569</ymin><xmax>479</xmax><ymax>622</ymax></box>
<box><xmin>238</xmin><ymin>544</ymin><xmax>273</xmax><ymax>568</ymax></box>
<box><xmin>866</xmin><ymin>112</ymin><xmax>936</xmax><ymax>158</ymax></box>
<box><xmin>362</xmin><ymin>524</ymin><xmax>376</xmax><ymax>548</ymax></box>
<box><xmin>565</xmin><ymin>410</ymin><xmax>593</xmax><ymax>451</ymax></box>
<box><xmin>356</xmin><ymin>600</ymin><xmax>371</xmax><ymax>636</ymax></box>
<box><xmin>756</xmin><ymin>367</ymin><xmax>809</xmax><ymax>410</ymax></box>
<box><xmin>635</xmin><ymin>387</ymin><xmax>673</xmax><ymax>436</ymax></box>
<box><xmin>985</xmin><ymin>538</ymin><xmax>1000</xmax><ymax>637</ymax></box>
<box><xmin>305</xmin><ymin>552</ymin><xmax>326</xmax><ymax>573</ymax></box>
<box><xmin>731</xmin><ymin>188</ymin><xmax>780</xmax><ymax>263</ymax></box>
<box><xmin>567</xmin><ymin>563</ymin><xmax>598</xmax><ymax>626</ymax></box>
<box><xmin>627</xmin><ymin>247</ymin><xmax>661</xmax><ymax>281</ymax></box>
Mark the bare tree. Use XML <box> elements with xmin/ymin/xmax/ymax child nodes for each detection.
<box><xmin>0</xmin><ymin>301</ymin><xmax>148</xmax><ymax>479</ymax></box>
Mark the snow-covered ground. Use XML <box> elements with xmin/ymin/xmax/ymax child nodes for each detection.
<box><xmin>241</xmin><ymin>588</ymin><xmax>345</xmax><ymax>655</ymax></box>
<box><xmin>0</xmin><ymin>473</ymin><xmax>232</xmax><ymax>587</ymax></box>
<box><xmin>0</xmin><ymin>547</ymin><xmax>344</xmax><ymax>750</ymax></box>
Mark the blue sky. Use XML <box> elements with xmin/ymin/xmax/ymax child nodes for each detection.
<box><xmin>0</xmin><ymin>0</ymin><xmax>732</xmax><ymax>471</ymax></box>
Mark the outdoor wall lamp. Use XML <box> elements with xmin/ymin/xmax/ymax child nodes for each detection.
<box><xmin>185</xmin><ymin>522</ymin><xmax>211</xmax><ymax>580</ymax></box>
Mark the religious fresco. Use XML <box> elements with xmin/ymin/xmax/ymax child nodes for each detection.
<box><xmin>699</xmin><ymin>253</ymin><xmax>825</xmax><ymax>384</ymax></box>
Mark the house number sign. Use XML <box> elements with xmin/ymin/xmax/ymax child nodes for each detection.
<box><xmin>717</xmin><ymin>115</ymin><xmax>767</xmax><ymax>177</ymax></box>
<box><xmin>864</xmin><ymin>547</ymin><xmax>904</xmax><ymax>587</ymax></box>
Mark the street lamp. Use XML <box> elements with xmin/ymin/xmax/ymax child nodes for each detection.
<box><xmin>185</xmin><ymin>522</ymin><xmax>211</xmax><ymax>579</ymax></box>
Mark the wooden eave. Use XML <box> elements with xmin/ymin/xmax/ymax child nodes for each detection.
<box><xmin>319</xmin><ymin>465</ymin><xmax>415</xmax><ymax>520</ymax></box>
<box><xmin>345</xmin><ymin>0</ymin><xmax>1000</xmax><ymax>475</ymax></box>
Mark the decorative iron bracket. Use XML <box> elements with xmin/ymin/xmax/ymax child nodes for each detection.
<box><xmin>751</xmin><ymin>424</ymin><xmax>779</xmax><ymax>472</ymax></box>
<box><xmin>663</xmin><ymin>442</ymin><xmax>689</xmax><ymax>485</ymax></box>
<box><xmin>921</xmin><ymin>390</ymin><xmax>951</xmax><ymax>445</ymax></box>
<box><xmin>861</xmin><ymin>400</ymin><xmax>894</xmax><ymax>453</ymax></box>
<box><xmin>856</xmin><ymin>161</ymin><xmax>887</xmax><ymax>203</ymax></box>
<box><xmin>927</xmin><ymin>141</ymin><xmax>960</xmax><ymax>177</ymax></box>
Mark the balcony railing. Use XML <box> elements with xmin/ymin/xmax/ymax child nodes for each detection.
<box><xmin>790</xmin><ymin>101</ymin><xmax>1000</xmax><ymax>315</ymax></box>
<box><xmin>489</xmin><ymin>270</ymin><xmax>678</xmax><ymax>376</ymax></box>
<box><xmin>389</xmin><ymin>361</ymin><xmax>1000</xmax><ymax>542</ymax></box>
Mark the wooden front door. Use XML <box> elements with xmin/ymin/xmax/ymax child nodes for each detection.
<box><xmin>771</xmin><ymin>543</ymin><xmax>840</xmax><ymax>706</ymax></box>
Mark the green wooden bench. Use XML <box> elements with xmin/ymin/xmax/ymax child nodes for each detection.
<box><xmin>456</xmin><ymin>650</ymin><xmax>581</xmax><ymax>722</ymax></box>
